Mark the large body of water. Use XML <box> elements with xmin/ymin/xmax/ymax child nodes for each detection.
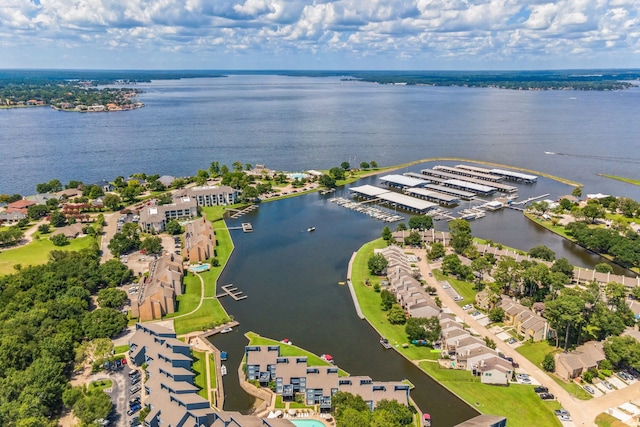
<box><xmin>4</xmin><ymin>74</ymin><xmax>640</xmax><ymax>425</ymax></box>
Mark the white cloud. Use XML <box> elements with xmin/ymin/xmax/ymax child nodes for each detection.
<box><xmin>0</xmin><ymin>0</ymin><xmax>639</xmax><ymax>68</ymax></box>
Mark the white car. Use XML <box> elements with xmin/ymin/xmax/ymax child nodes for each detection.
<box><xmin>462</xmin><ymin>304</ymin><xmax>473</xmax><ymax>310</ymax></box>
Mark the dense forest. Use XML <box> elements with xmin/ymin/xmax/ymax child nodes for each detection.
<box><xmin>0</xmin><ymin>246</ymin><xmax>131</xmax><ymax>426</ymax></box>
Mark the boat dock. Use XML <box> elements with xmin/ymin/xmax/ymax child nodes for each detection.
<box><xmin>216</xmin><ymin>284</ymin><xmax>247</xmax><ymax>300</ymax></box>
<box><xmin>227</xmin><ymin>223</ymin><xmax>254</xmax><ymax>232</ymax></box>
<box><xmin>227</xmin><ymin>204</ymin><xmax>258</xmax><ymax>219</ymax></box>
<box><xmin>319</xmin><ymin>188</ymin><xmax>336</xmax><ymax>195</ymax></box>
<box><xmin>511</xmin><ymin>193</ymin><xmax>550</xmax><ymax>206</ymax></box>
<box><xmin>329</xmin><ymin>196</ymin><xmax>404</xmax><ymax>222</ymax></box>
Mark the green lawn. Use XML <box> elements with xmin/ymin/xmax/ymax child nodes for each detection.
<box><xmin>167</xmin><ymin>219</ymin><xmax>235</xmax><ymax>334</ymax></box>
<box><xmin>595</xmin><ymin>412</ymin><xmax>627</xmax><ymax>427</ymax></box>
<box><xmin>432</xmin><ymin>270</ymin><xmax>477</xmax><ymax>306</ymax></box>
<box><xmin>209</xmin><ymin>354</ymin><xmax>217</xmax><ymax>390</ymax></box>
<box><xmin>88</xmin><ymin>379</ymin><xmax>113</xmax><ymax>391</ymax></box>
<box><xmin>419</xmin><ymin>362</ymin><xmax>561</xmax><ymax>427</ymax></box>
<box><xmin>0</xmin><ymin>235</ymin><xmax>95</xmax><ymax>276</ymax></box>
<box><xmin>598</xmin><ymin>174</ymin><xmax>640</xmax><ymax>187</ymax></box>
<box><xmin>191</xmin><ymin>350</ymin><xmax>208</xmax><ymax>400</ymax></box>
<box><xmin>516</xmin><ymin>342</ymin><xmax>592</xmax><ymax>400</ymax></box>
<box><xmin>246</xmin><ymin>332</ymin><xmax>349</xmax><ymax>376</ymax></box>
<box><xmin>114</xmin><ymin>344</ymin><xmax>129</xmax><ymax>355</ymax></box>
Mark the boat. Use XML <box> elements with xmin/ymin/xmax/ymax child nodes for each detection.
<box><xmin>220</xmin><ymin>327</ymin><xmax>233</xmax><ymax>334</ymax></box>
<box><xmin>221</xmin><ymin>365</ymin><xmax>227</xmax><ymax>376</ymax></box>
<box><xmin>380</xmin><ymin>337</ymin><xmax>392</xmax><ymax>349</ymax></box>
<box><xmin>320</xmin><ymin>354</ymin><xmax>334</xmax><ymax>364</ymax></box>
<box><xmin>307</xmin><ymin>227</ymin><xmax>316</xmax><ymax>232</ymax></box>
<box><xmin>544</xmin><ymin>151</ymin><xmax>555</xmax><ymax>155</ymax></box>
<box><xmin>281</xmin><ymin>338</ymin><xmax>292</xmax><ymax>345</ymax></box>
<box><xmin>220</xmin><ymin>351</ymin><xmax>228</xmax><ymax>361</ymax></box>
<box><xmin>423</xmin><ymin>413</ymin><xmax>431</xmax><ymax>426</ymax></box>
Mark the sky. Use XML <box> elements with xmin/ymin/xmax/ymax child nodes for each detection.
<box><xmin>1</xmin><ymin>0</ymin><xmax>639</xmax><ymax>70</ymax></box>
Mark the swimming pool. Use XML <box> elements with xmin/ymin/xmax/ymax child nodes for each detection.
<box><xmin>288</xmin><ymin>172</ymin><xmax>309</xmax><ymax>180</ymax></box>
<box><xmin>189</xmin><ymin>264</ymin><xmax>210</xmax><ymax>273</ymax></box>
<box><xmin>289</xmin><ymin>420</ymin><xmax>326</xmax><ymax>427</ymax></box>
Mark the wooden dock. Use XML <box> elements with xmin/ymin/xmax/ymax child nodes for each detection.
<box><xmin>228</xmin><ymin>223</ymin><xmax>253</xmax><ymax>232</ymax></box>
<box><xmin>216</xmin><ymin>284</ymin><xmax>247</xmax><ymax>300</ymax></box>
<box><xmin>228</xmin><ymin>204</ymin><xmax>258</xmax><ymax>219</ymax></box>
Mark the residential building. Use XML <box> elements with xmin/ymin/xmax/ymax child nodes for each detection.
<box><xmin>454</xmin><ymin>415</ymin><xmax>507</xmax><ymax>427</ymax></box>
<box><xmin>555</xmin><ymin>341</ymin><xmax>606</xmax><ymax>380</ymax></box>
<box><xmin>245</xmin><ymin>345</ymin><xmax>409</xmax><ymax>412</ymax></box>
<box><xmin>246</xmin><ymin>164</ymin><xmax>275</xmax><ymax>178</ymax></box>
<box><xmin>478</xmin><ymin>357</ymin><xmax>513</xmax><ymax>386</ymax></box>
<box><xmin>500</xmin><ymin>298</ymin><xmax>549</xmax><ymax>342</ymax></box>
<box><xmin>183</xmin><ymin>216</ymin><xmax>215</xmax><ymax>263</ymax></box>
<box><xmin>187</xmin><ymin>185</ymin><xmax>238</xmax><ymax>207</ymax></box>
<box><xmin>94</xmin><ymin>180</ymin><xmax>115</xmax><ymax>192</ymax></box>
<box><xmin>6</xmin><ymin>199</ymin><xmax>36</xmax><ymax>214</ymax></box>
<box><xmin>139</xmin><ymin>197</ymin><xmax>198</xmax><ymax>233</ymax></box>
<box><xmin>131</xmin><ymin>254</ymin><xmax>184</xmax><ymax>321</ymax></box>
<box><xmin>158</xmin><ymin>175</ymin><xmax>176</xmax><ymax>187</ymax></box>
<box><xmin>0</xmin><ymin>211</ymin><xmax>26</xmax><ymax>224</ymax></box>
<box><xmin>129</xmin><ymin>323</ymin><xmax>216</xmax><ymax>427</ymax></box>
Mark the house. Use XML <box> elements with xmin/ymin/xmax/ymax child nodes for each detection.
<box><xmin>128</xmin><ymin>323</ymin><xmax>216</xmax><ymax>427</ymax></box>
<box><xmin>139</xmin><ymin>197</ymin><xmax>198</xmax><ymax>233</ymax></box>
<box><xmin>55</xmin><ymin>188</ymin><xmax>82</xmax><ymax>199</ymax></box>
<box><xmin>26</xmin><ymin>193</ymin><xmax>58</xmax><ymax>205</ymax></box>
<box><xmin>554</xmin><ymin>341</ymin><xmax>606</xmax><ymax>380</ymax></box>
<box><xmin>183</xmin><ymin>216</ymin><xmax>215</xmax><ymax>263</ymax></box>
<box><xmin>458</xmin><ymin>346</ymin><xmax>498</xmax><ymax>371</ymax></box>
<box><xmin>187</xmin><ymin>185</ymin><xmax>239</xmax><ymax>207</ymax></box>
<box><xmin>500</xmin><ymin>298</ymin><xmax>549</xmax><ymax>342</ymax></box>
<box><xmin>479</xmin><ymin>356</ymin><xmax>514</xmax><ymax>386</ymax></box>
<box><xmin>245</xmin><ymin>345</ymin><xmax>409</xmax><ymax>411</ymax></box>
<box><xmin>0</xmin><ymin>211</ymin><xmax>26</xmax><ymax>224</ymax></box>
<box><xmin>391</xmin><ymin>229</ymin><xmax>451</xmax><ymax>246</ymax></box>
<box><xmin>158</xmin><ymin>175</ymin><xmax>176</xmax><ymax>187</ymax></box>
<box><xmin>94</xmin><ymin>180</ymin><xmax>115</xmax><ymax>193</ymax></box>
<box><xmin>246</xmin><ymin>164</ymin><xmax>275</xmax><ymax>178</ymax></box>
<box><xmin>6</xmin><ymin>199</ymin><xmax>36</xmax><ymax>214</ymax></box>
<box><xmin>131</xmin><ymin>254</ymin><xmax>184</xmax><ymax>321</ymax></box>
<box><xmin>454</xmin><ymin>415</ymin><xmax>507</xmax><ymax>427</ymax></box>
<box><xmin>50</xmin><ymin>223</ymin><xmax>85</xmax><ymax>239</ymax></box>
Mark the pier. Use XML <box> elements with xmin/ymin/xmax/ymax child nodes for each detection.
<box><xmin>227</xmin><ymin>223</ymin><xmax>254</xmax><ymax>232</ymax></box>
<box><xmin>511</xmin><ymin>193</ymin><xmax>550</xmax><ymax>206</ymax></box>
<box><xmin>227</xmin><ymin>204</ymin><xmax>258</xmax><ymax>219</ymax></box>
<box><xmin>329</xmin><ymin>196</ymin><xmax>404</xmax><ymax>222</ymax></box>
<box><xmin>216</xmin><ymin>284</ymin><xmax>247</xmax><ymax>300</ymax></box>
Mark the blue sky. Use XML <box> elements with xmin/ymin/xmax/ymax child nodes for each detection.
<box><xmin>1</xmin><ymin>0</ymin><xmax>639</xmax><ymax>70</ymax></box>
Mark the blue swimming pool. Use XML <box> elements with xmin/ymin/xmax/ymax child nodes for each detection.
<box><xmin>289</xmin><ymin>420</ymin><xmax>326</xmax><ymax>427</ymax></box>
<box><xmin>288</xmin><ymin>172</ymin><xmax>308</xmax><ymax>180</ymax></box>
<box><xmin>189</xmin><ymin>264</ymin><xmax>210</xmax><ymax>273</ymax></box>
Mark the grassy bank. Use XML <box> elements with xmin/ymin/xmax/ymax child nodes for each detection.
<box><xmin>192</xmin><ymin>350</ymin><xmax>208</xmax><ymax>399</ymax></box>
<box><xmin>598</xmin><ymin>174</ymin><xmax>640</xmax><ymax>187</ymax></box>
<box><xmin>351</xmin><ymin>239</ymin><xmax>563</xmax><ymax>426</ymax></box>
<box><xmin>0</xmin><ymin>235</ymin><xmax>95</xmax><ymax>276</ymax></box>
<box><xmin>246</xmin><ymin>332</ymin><xmax>349</xmax><ymax>376</ymax></box>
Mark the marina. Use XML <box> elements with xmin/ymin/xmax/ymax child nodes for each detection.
<box><xmin>455</xmin><ymin>164</ymin><xmax>538</xmax><ymax>183</ymax></box>
<box><xmin>329</xmin><ymin>196</ymin><xmax>404</xmax><ymax>222</ymax></box>
<box><xmin>348</xmin><ymin>185</ymin><xmax>439</xmax><ymax>214</ymax></box>
<box><xmin>433</xmin><ymin>165</ymin><xmax>504</xmax><ymax>182</ymax></box>
<box><xmin>404</xmin><ymin>187</ymin><xmax>460</xmax><ymax>206</ymax></box>
<box><xmin>420</xmin><ymin>168</ymin><xmax>518</xmax><ymax>193</ymax></box>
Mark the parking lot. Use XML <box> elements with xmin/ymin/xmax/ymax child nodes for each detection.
<box><xmin>439</xmin><ymin>280</ymin><xmax>464</xmax><ymax>302</ymax></box>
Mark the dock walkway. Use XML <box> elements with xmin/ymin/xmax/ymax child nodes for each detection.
<box><xmin>216</xmin><ymin>284</ymin><xmax>247</xmax><ymax>300</ymax></box>
<box><xmin>228</xmin><ymin>204</ymin><xmax>258</xmax><ymax>219</ymax></box>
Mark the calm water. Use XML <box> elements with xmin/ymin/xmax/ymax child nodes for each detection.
<box><xmin>3</xmin><ymin>75</ymin><xmax>640</xmax><ymax>425</ymax></box>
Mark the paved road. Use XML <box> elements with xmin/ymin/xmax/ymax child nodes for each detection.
<box><xmin>415</xmin><ymin>249</ymin><xmax>591</xmax><ymax>426</ymax></box>
<box><xmin>100</xmin><ymin>212</ymin><xmax>118</xmax><ymax>262</ymax></box>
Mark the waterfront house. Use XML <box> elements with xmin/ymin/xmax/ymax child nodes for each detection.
<box><xmin>158</xmin><ymin>175</ymin><xmax>176</xmax><ymax>187</ymax></box>
<box><xmin>187</xmin><ymin>185</ymin><xmax>239</xmax><ymax>207</ymax></box>
<box><xmin>6</xmin><ymin>199</ymin><xmax>36</xmax><ymax>214</ymax></box>
<box><xmin>139</xmin><ymin>197</ymin><xmax>198</xmax><ymax>233</ymax></box>
<box><xmin>183</xmin><ymin>216</ymin><xmax>215</xmax><ymax>263</ymax></box>
<box><xmin>131</xmin><ymin>254</ymin><xmax>184</xmax><ymax>321</ymax></box>
<box><xmin>246</xmin><ymin>164</ymin><xmax>275</xmax><ymax>178</ymax></box>
<box><xmin>0</xmin><ymin>211</ymin><xmax>26</xmax><ymax>225</ymax></box>
<box><xmin>555</xmin><ymin>341</ymin><xmax>605</xmax><ymax>380</ymax></box>
<box><xmin>245</xmin><ymin>345</ymin><xmax>409</xmax><ymax>411</ymax></box>
<box><xmin>454</xmin><ymin>415</ymin><xmax>507</xmax><ymax>427</ymax></box>
<box><xmin>129</xmin><ymin>323</ymin><xmax>216</xmax><ymax>427</ymax></box>
<box><xmin>479</xmin><ymin>357</ymin><xmax>514</xmax><ymax>386</ymax></box>
<box><xmin>94</xmin><ymin>180</ymin><xmax>115</xmax><ymax>193</ymax></box>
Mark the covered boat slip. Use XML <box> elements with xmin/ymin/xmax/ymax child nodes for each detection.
<box><xmin>423</xmin><ymin>183</ymin><xmax>476</xmax><ymax>201</ymax></box>
<box><xmin>404</xmin><ymin>187</ymin><xmax>460</xmax><ymax>206</ymax></box>
<box><xmin>420</xmin><ymin>169</ymin><xmax>518</xmax><ymax>193</ymax></box>
<box><xmin>379</xmin><ymin>174</ymin><xmax>429</xmax><ymax>189</ymax></box>
<box><xmin>349</xmin><ymin>185</ymin><xmax>438</xmax><ymax>213</ymax></box>
<box><xmin>455</xmin><ymin>164</ymin><xmax>538</xmax><ymax>183</ymax></box>
<box><xmin>433</xmin><ymin>165</ymin><xmax>504</xmax><ymax>182</ymax></box>
<box><xmin>404</xmin><ymin>172</ymin><xmax>448</xmax><ymax>185</ymax></box>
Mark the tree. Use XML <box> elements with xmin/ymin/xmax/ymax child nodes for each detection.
<box><xmin>165</xmin><ymin>219</ymin><xmax>182</xmax><ymax>235</ymax></box>
<box><xmin>241</xmin><ymin>185</ymin><xmax>259</xmax><ymax>201</ymax></box>
<box><xmin>428</xmin><ymin>242</ymin><xmax>446</xmax><ymax>260</ymax></box>
<box><xmin>545</xmin><ymin>294</ymin><xmax>585</xmax><ymax>350</ymax></box>
<box><xmin>449</xmin><ymin>219</ymin><xmax>472</xmax><ymax>254</ymax></box>
<box><xmin>329</xmin><ymin>167</ymin><xmax>345</xmax><ymax>180</ymax></box>
<box><xmin>542</xmin><ymin>353</ymin><xmax>555</xmax><ymax>372</ymax></box>
<box><xmin>140</xmin><ymin>236</ymin><xmax>163</xmax><ymax>255</ymax></box>
<box><xmin>368</xmin><ymin>253</ymin><xmax>388</xmax><ymax>275</ymax></box>
<box><xmin>332</xmin><ymin>391</ymin><xmax>370</xmax><ymax>418</ymax></box>
<box><xmin>551</xmin><ymin>258</ymin><xmax>574</xmax><ymax>279</ymax></box>
<box><xmin>404</xmin><ymin>231</ymin><xmax>422</xmax><ymax>247</ymax></box>
<box><xmin>441</xmin><ymin>254</ymin><xmax>462</xmax><ymax>277</ymax></box>
<box><xmin>103</xmin><ymin>193</ymin><xmax>121</xmax><ymax>210</ymax></box>
<box><xmin>50</xmin><ymin>233</ymin><xmax>69</xmax><ymax>246</ymax></box>
<box><xmin>318</xmin><ymin>174</ymin><xmax>336</xmax><ymax>188</ymax></box>
<box><xmin>572</xmin><ymin>186</ymin><xmax>582</xmax><ymax>199</ymax></box>
<box><xmin>582</xmin><ymin>202</ymin><xmax>605</xmax><ymax>223</ymax></box>
<box><xmin>82</xmin><ymin>308</ymin><xmax>127</xmax><ymax>339</ymax></box>
<box><xmin>387</xmin><ymin>304</ymin><xmax>406</xmax><ymax>325</ymax></box>
<box><xmin>340</xmin><ymin>161</ymin><xmax>351</xmax><ymax>171</ymax></box>
<box><xmin>370</xmin><ymin>161</ymin><xmax>378</xmax><ymax>168</ymax></box>
<box><xmin>28</xmin><ymin>204</ymin><xmax>49</xmax><ymax>220</ymax></box>
<box><xmin>373</xmin><ymin>400</ymin><xmax>413</xmax><ymax>425</ymax></box>
<box><xmin>97</xmin><ymin>288</ymin><xmax>128</xmax><ymax>309</ymax></box>
<box><xmin>595</xmin><ymin>263</ymin><xmax>614</xmax><ymax>274</ymax></box>
<box><xmin>381</xmin><ymin>226</ymin><xmax>393</xmax><ymax>242</ymax></box>
<box><xmin>360</xmin><ymin>161</ymin><xmax>370</xmax><ymax>170</ymax></box>
<box><xmin>73</xmin><ymin>388</ymin><xmax>113</xmax><ymax>425</ymax></box>
<box><xmin>559</xmin><ymin>198</ymin><xmax>574</xmax><ymax>210</ymax></box>
<box><xmin>604</xmin><ymin>336</ymin><xmax>640</xmax><ymax>370</ymax></box>
<box><xmin>529</xmin><ymin>245</ymin><xmax>555</xmax><ymax>261</ymax></box>
<box><xmin>38</xmin><ymin>224</ymin><xmax>50</xmax><ymax>234</ymax></box>
<box><xmin>396</xmin><ymin>222</ymin><xmax>407</xmax><ymax>232</ymax></box>
<box><xmin>195</xmin><ymin>169</ymin><xmax>209</xmax><ymax>186</ymax></box>
<box><xmin>380</xmin><ymin>290</ymin><xmax>396</xmax><ymax>311</ymax></box>
<box><xmin>99</xmin><ymin>259</ymin><xmax>134</xmax><ymax>287</ymax></box>
<box><xmin>488</xmin><ymin>307</ymin><xmax>504</xmax><ymax>323</ymax></box>
<box><xmin>408</xmin><ymin>215</ymin><xmax>433</xmax><ymax>231</ymax></box>
<box><xmin>471</xmin><ymin>256</ymin><xmax>492</xmax><ymax>282</ymax></box>
<box><xmin>405</xmin><ymin>317</ymin><xmax>427</xmax><ymax>341</ymax></box>
<box><xmin>209</xmin><ymin>161</ymin><xmax>221</xmax><ymax>177</ymax></box>
<box><xmin>49</xmin><ymin>211</ymin><xmax>67</xmax><ymax>227</ymax></box>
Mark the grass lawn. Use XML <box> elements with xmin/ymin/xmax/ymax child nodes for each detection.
<box><xmin>595</xmin><ymin>413</ymin><xmax>628</xmax><ymax>427</ymax></box>
<box><xmin>274</xmin><ymin>395</ymin><xmax>286</xmax><ymax>409</ymax></box>
<box><xmin>192</xmin><ymin>350</ymin><xmax>208</xmax><ymax>399</ymax></box>
<box><xmin>166</xmin><ymin>219</ymin><xmax>234</xmax><ymax>334</ymax></box>
<box><xmin>419</xmin><ymin>362</ymin><xmax>561</xmax><ymax>427</ymax></box>
<box><xmin>598</xmin><ymin>174</ymin><xmax>640</xmax><ymax>187</ymax></box>
<box><xmin>114</xmin><ymin>344</ymin><xmax>129</xmax><ymax>355</ymax></box>
<box><xmin>246</xmin><ymin>332</ymin><xmax>349</xmax><ymax>376</ymax></box>
<box><xmin>0</xmin><ymin>235</ymin><xmax>95</xmax><ymax>276</ymax></box>
<box><xmin>431</xmin><ymin>269</ymin><xmax>477</xmax><ymax>306</ymax></box>
<box><xmin>210</xmin><ymin>354</ymin><xmax>217</xmax><ymax>390</ymax></box>
<box><xmin>516</xmin><ymin>342</ymin><xmax>592</xmax><ymax>400</ymax></box>
<box><xmin>89</xmin><ymin>379</ymin><xmax>113</xmax><ymax>391</ymax></box>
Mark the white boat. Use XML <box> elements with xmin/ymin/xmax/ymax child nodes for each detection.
<box><xmin>380</xmin><ymin>338</ymin><xmax>392</xmax><ymax>349</ymax></box>
<box><xmin>544</xmin><ymin>151</ymin><xmax>555</xmax><ymax>155</ymax></box>
<box><xmin>220</xmin><ymin>327</ymin><xmax>232</xmax><ymax>334</ymax></box>
<box><xmin>308</xmin><ymin>227</ymin><xmax>316</xmax><ymax>232</ymax></box>
<box><xmin>221</xmin><ymin>365</ymin><xmax>227</xmax><ymax>376</ymax></box>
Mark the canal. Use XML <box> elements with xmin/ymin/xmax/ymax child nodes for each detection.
<box><xmin>210</xmin><ymin>164</ymin><xmax>631</xmax><ymax>426</ymax></box>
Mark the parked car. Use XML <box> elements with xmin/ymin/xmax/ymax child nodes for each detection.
<box><xmin>127</xmin><ymin>405</ymin><xmax>141</xmax><ymax>416</ymax></box>
<box><xmin>507</xmin><ymin>338</ymin><xmax>517</xmax><ymax>344</ymax></box>
<box><xmin>129</xmin><ymin>370</ymin><xmax>140</xmax><ymax>378</ymax></box>
<box><xmin>559</xmin><ymin>415</ymin><xmax>572</xmax><ymax>422</ymax></box>
<box><xmin>602</xmin><ymin>380</ymin><xmax>613</xmax><ymax>390</ymax></box>
<box><xmin>583</xmin><ymin>385</ymin><xmax>595</xmax><ymax>394</ymax></box>
<box><xmin>130</xmin><ymin>385</ymin><xmax>141</xmax><ymax>394</ymax></box>
<box><xmin>129</xmin><ymin>417</ymin><xmax>139</xmax><ymax>426</ymax></box>
<box><xmin>130</xmin><ymin>376</ymin><xmax>141</xmax><ymax>385</ymax></box>
<box><xmin>520</xmin><ymin>378</ymin><xmax>532</xmax><ymax>384</ymax></box>
<box><xmin>554</xmin><ymin>409</ymin><xmax>570</xmax><ymax>417</ymax></box>
<box><xmin>539</xmin><ymin>393</ymin><xmax>555</xmax><ymax>400</ymax></box>
<box><xmin>454</xmin><ymin>296</ymin><xmax>464</xmax><ymax>301</ymax></box>
<box><xmin>516</xmin><ymin>373</ymin><xmax>529</xmax><ymax>380</ymax></box>
<box><xmin>471</xmin><ymin>310</ymin><xmax>481</xmax><ymax>316</ymax></box>
<box><xmin>129</xmin><ymin>397</ymin><xmax>140</xmax><ymax>406</ymax></box>
<box><xmin>534</xmin><ymin>386</ymin><xmax>548</xmax><ymax>393</ymax></box>
<box><xmin>462</xmin><ymin>304</ymin><xmax>473</xmax><ymax>310</ymax></box>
